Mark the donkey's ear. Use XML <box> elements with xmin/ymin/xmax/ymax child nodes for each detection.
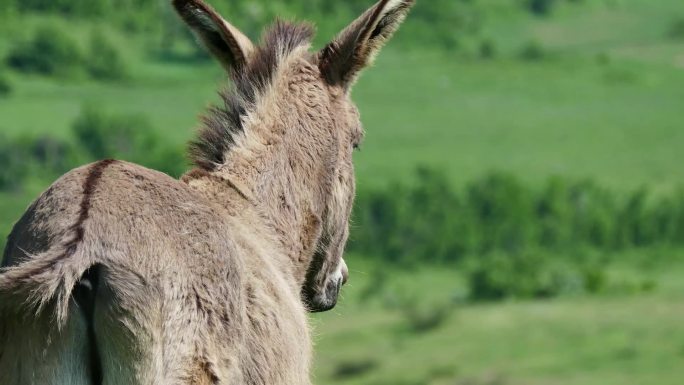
<box><xmin>319</xmin><ymin>0</ymin><xmax>415</xmax><ymax>90</ymax></box>
<box><xmin>173</xmin><ymin>0</ymin><xmax>254</xmax><ymax>71</ymax></box>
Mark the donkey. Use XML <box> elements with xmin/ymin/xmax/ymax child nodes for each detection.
<box><xmin>0</xmin><ymin>0</ymin><xmax>414</xmax><ymax>383</ymax></box>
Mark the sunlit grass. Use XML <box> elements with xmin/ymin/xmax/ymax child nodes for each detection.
<box><xmin>313</xmin><ymin>255</ymin><xmax>684</xmax><ymax>385</ymax></box>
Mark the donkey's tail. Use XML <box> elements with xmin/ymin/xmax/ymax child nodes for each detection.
<box><xmin>0</xmin><ymin>250</ymin><xmax>103</xmax><ymax>385</ymax></box>
<box><xmin>0</xmin><ymin>242</ymin><xmax>95</xmax><ymax>327</ymax></box>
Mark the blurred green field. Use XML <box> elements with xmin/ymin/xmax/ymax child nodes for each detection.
<box><xmin>2</xmin><ymin>52</ymin><xmax>684</xmax><ymax>192</ymax></box>
<box><xmin>1</xmin><ymin>0</ymin><xmax>684</xmax><ymax>384</ymax></box>
<box><xmin>313</xmin><ymin>252</ymin><xmax>684</xmax><ymax>385</ymax></box>
<box><xmin>1</xmin><ymin>0</ymin><xmax>683</xmax><ymax>191</ymax></box>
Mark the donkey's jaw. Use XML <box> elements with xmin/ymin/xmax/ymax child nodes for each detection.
<box><xmin>303</xmin><ymin>258</ymin><xmax>348</xmax><ymax>313</ymax></box>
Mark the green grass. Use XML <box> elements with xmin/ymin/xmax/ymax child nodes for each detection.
<box><xmin>353</xmin><ymin>51</ymin><xmax>684</xmax><ymax>191</ymax></box>
<box><xmin>312</xmin><ymin>254</ymin><xmax>684</xmax><ymax>385</ymax></box>
<box><xmin>0</xmin><ymin>62</ymin><xmax>221</xmax><ymax>144</ymax></box>
<box><xmin>2</xmin><ymin>50</ymin><xmax>683</xmax><ymax>192</ymax></box>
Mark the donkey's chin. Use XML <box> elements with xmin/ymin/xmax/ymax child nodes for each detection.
<box><xmin>303</xmin><ymin>258</ymin><xmax>349</xmax><ymax>312</ymax></box>
<box><xmin>304</xmin><ymin>278</ymin><xmax>343</xmax><ymax>313</ymax></box>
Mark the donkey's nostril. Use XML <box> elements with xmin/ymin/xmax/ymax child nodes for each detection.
<box><xmin>340</xmin><ymin>260</ymin><xmax>349</xmax><ymax>285</ymax></box>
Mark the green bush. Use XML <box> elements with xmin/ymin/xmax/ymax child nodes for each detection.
<box><xmin>5</xmin><ymin>0</ymin><xmax>480</xmax><ymax>51</ymax></box>
<box><xmin>519</xmin><ymin>41</ymin><xmax>546</xmax><ymax>61</ymax></box>
<box><xmin>6</xmin><ymin>25</ymin><xmax>83</xmax><ymax>77</ymax></box>
<box><xmin>73</xmin><ymin>105</ymin><xmax>138</xmax><ymax>159</ymax></box>
<box><xmin>0</xmin><ymin>73</ymin><xmax>11</xmax><ymax>96</ymax></box>
<box><xmin>0</xmin><ymin>106</ymin><xmax>187</xmax><ymax>193</ymax></box>
<box><xmin>350</xmin><ymin>168</ymin><xmax>684</xmax><ymax>268</ymax></box>
<box><xmin>566</xmin><ymin>180</ymin><xmax>617</xmax><ymax>248</ymax></box>
<box><xmin>87</xmin><ymin>30</ymin><xmax>128</xmax><ymax>81</ymax></box>
<box><xmin>72</xmin><ymin>105</ymin><xmax>186</xmax><ymax>176</ymax></box>
<box><xmin>669</xmin><ymin>18</ymin><xmax>684</xmax><ymax>39</ymax></box>
<box><xmin>399</xmin><ymin>300</ymin><xmax>453</xmax><ymax>333</ymax></box>
<box><xmin>528</xmin><ymin>0</ymin><xmax>556</xmax><ymax>15</ymax></box>
<box><xmin>467</xmin><ymin>173</ymin><xmax>536</xmax><ymax>254</ymax></box>
<box><xmin>6</xmin><ymin>26</ymin><xmax>128</xmax><ymax>81</ymax></box>
<box><xmin>352</xmin><ymin>168</ymin><xmax>476</xmax><ymax>264</ymax></box>
<box><xmin>466</xmin><ymin>251</ymin><xmax>608</xmax><ymax>301</ymax></box>
<box><xmin>536</xmin><ymin>177</ymin><xmax>574</xmax><ymax>248</ymax></box>
<box><xmin>16</xmin><ymin>0</ymin><xmax>107</xmax><ymax>16</ymax></box>
<box><xmin>0</xmin><ymin>135</ymin><xmax>30</xmax><ymax>191</ymax></box>
<box><xmin>479</xmin><ymin>39</ymin><xmax>497</xmax><ymax>60</ymax></box>
<box><xmin>332</xmin><ymin>358</ymin><xmax>378</xmax><ymax>380</ymax></box>
<box><xmin>467</xmin><ymin>252</ymin><xmax>559</xmax><ymax>300</ymax></box>
<box><xmin>0</xmin><ymin>134</ymin><xmax>73</xmax><ymax>192</ymax></box>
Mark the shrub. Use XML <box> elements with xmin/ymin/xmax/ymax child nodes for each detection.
<box><xmin>479</xmin><ymin>39</ymin><xmax>497</xmax><ymax>59</ymax></box>
<box><xmin>536</xmin><ymin>177</ymin><xmax>573</xmax><ymax>248</ymax></box>
<box><xmin>528</xmin><ymin>0</ymin><xmax>556</xmax><ymax>16</ymax></box>
<box><xmin>669</xmin><ymin>18</ymin><xmax>684</xmax><ymax>39</ymax></box>
<box><xmin>351</xmin><ymin>168</ymin><xmax>475</xmax><ymax>264</ymax></box>
<box><xmin>466</xmin><ymin>251</ymin><xmax>606</xmax><ymax>301</ymax></box>
<box><xmin>381</xmin><ymin>284</ymin><xmax>455</xmax><ymax>333</ymax></box>
<box><xmin>582</xmin><ymin>265</ymin><xmax>607</xmax><ymax>294</ymax></box>
<box><xmin>73</xmin><ymin>105</ymin><xmax>136</xmax><ymax>159</ymax></box>
<box><xmin>332</xmin><ymin>358</ymin><xmax>378</xmax><ymax>380</ymax></box>
<box><xmin>650</xmin><ymin>193</ymin><xmax>684</xmax><ymax>244</ymax></box>
<box><xmin>87</xmin><ymin>30</ymin><xmax>128</xmax><ymax>80</ymax></box>
<box><xmin>0</xmin><ymin>135</ymin><xmax>30</xmax><ymax>191</ymax></box>
<box><xmin>467</xmin><ymin>252</ymin><xmax>554</xmax><ymax>300</ymax></box>
<box><xmin>566</xmin><ymin>180</ymin><xmax>617</xmax><ymax>248</ymax></box>
<box><xmin>72</xmin><ymin>105</ymin><xmax>186</xmax><ymax>176</ymax></box>
<box><xmin>0</xmin><ymin>73</ymin><xmax>11</xmax><ymax>96</ymax></box>
<box><xmin>615</xmin><ymin>188</ymin><xmax>656</xmax><ymax>247</ymax></box>
<box><xmin>596</xmin><ymin>52</ymin><xmax>611</xmax><ymax>65</ymax></box>
<box><xmin>351</xmin><ymin>168</ymin><xmax>684</xmax><ymax>267</ymax></box>
<box><xmin>467</xmin><ymin>173</ymin><xmax>536</xmax><ymax>254</ymax></box>
<box><xmin>519</xmin><ymin>41</ymin><xmax>546</xmax><ymax>61</ymax></box>
<box><xmin>400</xmin><ymin>300</ymin><xmax>453</xmax><ymax>333</ymax></box>
<box><xmin>0</xmin><ymin>133</ymin><xmax>73</xmax><ymax>191</ymax></box>
<box><xmin>603</xmin><ymin>66</ymin><xmax>639</xmax><ymax>85</ymax></box>
<box><xmin>6</xmin><ymin>25</ymin><xmax>83</xmax><ymax>77</ymax></box>
<box><xmin>29</xmin><ymin>136</ymin><xmax>75</xmax><ymax>176</ymax></box>
<box><xmin>16</xmin><ymin>0</ymin><xmax>106</xmax><ymax>16</ymax></box>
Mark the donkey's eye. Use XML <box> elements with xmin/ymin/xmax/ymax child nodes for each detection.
<box><xmin>352</xmin><ymin>125</ymin><xmax>364</xmax><ymax>151</ymax></box>
<box><xmin>352</xmin><ymin>142</ymin><xmax>361</xmax><ymax>151</ymax></box>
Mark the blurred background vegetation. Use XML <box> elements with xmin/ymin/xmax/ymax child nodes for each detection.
<box><xmin>1</xmin><ymin>0</ymin><xmax>684</xmax><ymax>384</ymax></box>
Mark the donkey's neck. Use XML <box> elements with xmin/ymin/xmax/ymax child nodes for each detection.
<box><xmin>187</xmin><ymin>57</ymin><xmax>335</xmax><ymax>285</ymax></box>
<box><xmin>209</xmin><ymin>142</ymin><xmax>329</xmax><ymax>286</ymax></box>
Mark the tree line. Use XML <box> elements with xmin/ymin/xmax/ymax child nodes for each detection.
<box><xmin>0</xmin><ymin>0</ymin><xmax>584</xmax><ymax>50</ymax></box>
<box><xmin>1</xmin><ymin>106</ymin><xmax>681</xmax><ymax>300</ymax></box>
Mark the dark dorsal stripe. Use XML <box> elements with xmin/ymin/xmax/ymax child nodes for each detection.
<box><xmin>64</xmin><ymin>159</ymin><xmax>118</xmax><ymax>258</ymax></box>
<box><xmin>5</xmin><ymin>159</ymin><xmax>117</xmax><ymax>286</ymax></box>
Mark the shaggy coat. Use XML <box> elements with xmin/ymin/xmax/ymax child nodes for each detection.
<box><xmin>0</xmin><ymin>0</ymin><xmax>414</xmax><ymax>384</ymax></box>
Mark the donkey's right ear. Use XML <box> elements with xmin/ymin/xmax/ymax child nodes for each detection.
<box><xmin>319</xmin><ymin>0</ymin><xmax>415</xmax><ymax>90</ymax></box>
<box><xmin>172</xmin><ymin>0</ymin><xmax>254</xmax><ymax>71</ymax></box>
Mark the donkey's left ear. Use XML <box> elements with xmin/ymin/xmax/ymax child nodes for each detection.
<box><xmin>318</xmin><ymin>0</ymin><xmax>415</xmax><ymax>90</ymax></box>
<box><xmin>173</xmin><ymin>0</ymin><xmax>254</xmax><ymax>71</ymax></box>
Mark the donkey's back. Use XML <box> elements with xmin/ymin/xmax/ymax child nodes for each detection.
<box><xmin>0</xmin><ymin>160</ymin><xmax>309</xmax><ymax>384</ymax></box>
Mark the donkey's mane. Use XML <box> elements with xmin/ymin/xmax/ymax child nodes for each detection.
<box><xmin>189</xmin><ymin>20</ymin><xmax>315</xmax><ymax>170</ymax></box>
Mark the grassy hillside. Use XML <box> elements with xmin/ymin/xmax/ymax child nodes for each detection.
<box><xmin>2</xmin><ymin>50</ymin><xmax>683</xmax><ymax>192</ymax></box>
<box><xmin>313</xmin><ymin>252</ymin><xmax>684</xmax><ymax>385</ymax></box>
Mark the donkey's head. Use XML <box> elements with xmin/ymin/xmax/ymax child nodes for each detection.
<box><xmin>173</xmin><ymin>0</ymin><xmax>414</xmax><ymax>312</ymax></box>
